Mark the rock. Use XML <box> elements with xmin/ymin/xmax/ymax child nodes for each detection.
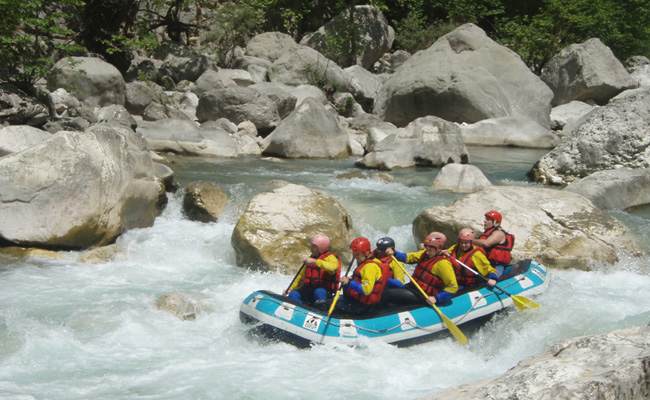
<box><xmin>344</xmin><ymin>65</ymin><xmax>383</xmax><ymax>110</ymax></box>
<box><xmin>565</xmin><ymin>168</ymin><xmax>650</xmax><ymax>210</ymax></box>
<box><xmin>412</xmin><ymin>186</ymin><xmax>642</xmax><ymax>270</ymax></box>
<box><xmin>124</xmin><ymin>81</ymin><xmax>156</xmax><ymax>115</ymax></box>
<box><xmin>47</xmin><ymin>57</ymin><xmax>126</xmax><ymax>107</ymax></box>
<box><xmin>95</xmin><ymin>104</ymin><xmax>138</xmax><ymax>130</ymax></box>
<box><xmin>177</xmin><ymin>55</ymin><xmax>218</xmax><ymax>83</ymax></box>
<box><xmin>0</xmin><ymin>125</ymin><xmax>51</xmax><ymax>157</ymax></box>
<box><xmin>549</xmin><ymin>101</ymin><xmax>595</xmax><ymax>131</ymax></box>
<box><xmin>300</xmin><ymin>5</ymin><xmax>394</xmax><ymax>70</ymax></box>
<box><xmin>458</xmin><ymin>117</ymin><xmax>559</xmax><ymax>148</ymax></box>
<box><xmin>356</xmin><ymin>116</ymin><xmax>468</xmax><ymax>170</ymax></box>
<box><xmin>136</xmin><ymin>119</ymin><xmax>238</xmax><ymax>157</ymax></box>
<box><xmin>50</xmin><ymin>88</ymin><xmax>81</xmax><ymax>114</ymax></box>
<box><xmin>432</xmin><ymin>164</ymin><xmax>492</xmax><ymax>192</ymax></box>
<box><xmin>182</xmin><ymin>181</ymin><xmax>228</xmax><ymax>223</ymax></box>
<box><xmin>248</xmin><ymin>82</ymin><xmax>298</xmax><ymax>119</ymax></box>
<box><xmin>627</xmin><ymin>55</ymin><xmax>650</xmax><ymax>87</ymax></box>
<box><xmin>262</xmin><ymin>98</ymin><xmax>350</xmax><ymax>159</ymax></box>
<box><xmin>530</xmin><ymin>87</ymin><xmax>650</xmax><ymax>185</ymax></box>
<box><xmin>0</xmin><ymin>124</ymin><xmax>159</xmax><ymax>249</ymax></box>
<box><xmin>155</xmin><ymin>292</ymin><xmax>214</xmax><ymax>321</ymax></box>
<box><xmin>231</xmin><ymin>183</ymin><xmax>353</xmax><ymax>273</ymax></box>
<box><xmin>423</xmin><ymin>326</ymin><xmax>650</xmax><ymax>400</ymax></box>
<box><xmin>192</xmin><ymin>69</ymin><xmax>237</xmax><ymax>97</ymax></box>
<box><xmin>154</xmin><ymin>162</ymin><xmax>178</xmax><ymax>192</ymax></box>
<box><xmin>373</xmin><ymin>23</ymin><xmax>552</xmax><ymax>128</ymax></box>
<box><xmin>541</xmin><ymin>38</ymin><xmax>637</xmax><ymax>106</ymax></box>
<box><xmin>0</xmin><ymin>85</ymin><xmax>49</xmax><ymax>126</ymax></box>
<box><xmin>142</xmin><ymin>101</ymin><xmax>192</xmax><ymax>122</ymax></box>
<box><xmin>77</xmin><ymin>244</ymin><xmax>121</xmax><ymax>264</ymax></box>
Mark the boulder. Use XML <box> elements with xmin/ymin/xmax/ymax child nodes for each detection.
<box><xmin>0</xmin><ymin>124</ymin><xmax>159</xmax><ymax>249</ymax></box>
<box><xmin>231</xmin><ymin>183</ymin><xmax>353</xmax><ymax>273</ymax></box>
<box><xmin>565</xmin><ymin>168</ymin><xmax>650</xmax><ymax>210</ymax></box>
<box><xmin>373</xmin><ymin>24</ymin><xmax>553</xmax><ymax>128</ymax></box>
<box><xmin>182</xmin><ymin>181</ymin><xmax>228</xmax><ymax>223</ymax></box>
<box><xmin>47</xmin><ymin>57</ymin><xmax>126</xmax><ymax>107</ymax></box>
<box><xmin>0</xmin><ymin>85</ymin><xmax>49</xmax><ymax>126</ymax></box>
<box><xmin>549</xmin><ymin>101</ymin><xmax>595</xmax><ymax>131</ymax></box>
<box><xmin>423</xmin><ymin>326</ymin><xmax>650</xmax><ymax>400</ymax></box>
<box><xmin>261</xmin><ymin>98</ymin><xmax>350</xmax><ymax>159</ymax></box>
<box><xmin>541</xmin><ymin>38</ymin><xmax>637</xmax><ymax>106</ymax></box>
<box><xmin>300</xmin><ymin>5</ymin><xmax>394</xmax><ymax>70</ymax></box>
<box><xmin>0</xmin><ymin>125</ymin><xmax>51</xmax><ymax>157</ymax></box>
<box><xmin>125</xmin><ymin>81</ymin><xmax>157</xmax><ymax>115</ymax></box>
<box><xmin>530</xmin><ymin>87</ymin><xmax>650</xmax><ymax>185</ymax></box>
<box><xmin>627</xmin><ymin>55</ymin><xmax>650</xmax><ymax>87</ymax></box>
<box><xmin>412</xmin><ymin>186</ymin><xmax>642</xmax><ymax>270</ymax></box>
<box><xmin>95</xmin><ymin>105</ymin><xmax>138</xmax><ymax>130</ymax></box>
<box><xmin>344</xmin><ymin>65</ymin><xmax>383</xmax><ymax>109</ymax></box>
<box><xmin>50</xmin><ymin>88</ymin><xmax>81</xmax><ymax>114</ymax></box>
<box><xmin>192</xmin><ymin>69</ymin><xmax>237</xmax><ymax>97</ymax></box>
<box><xmin>155</xmin><ymin>292</ymin><xmax>214</xmax><ymax>321</ymax></box>
<box><xmin>249</xmin><ymin>82</ymin><xmax>298</xmax><ymax>119</ymax></box>
<box><xmin>136</xmin><ymin>119</ymin><xmax>238</xmax><ymax>157</ymax></box>
<box><xmin>356</xmin><ymin>116</ymin><xmax>468</xmax><ymax>170</ymax></box>
<box><xmin>196</xmin><ymin>86</ymin><xmax>282</xmax><ymax>135</ymax></box>
<box><xmin>176</xmin><ymin>55</ymin><xmax>218</xmax><ymax>83</ymax></box>
<box><xmin>432</xmin><ymin>164</ymin><xmax>492</xmax><ymax>192</ymax></box>
<box><xmin>458</xmin><ymin>117</ymin><xmax>559</xmax><ymax>148</ymax></box>
<box><xmin>77</xmin><ymin>244</ymin><xmax>121</xmax><ymax>264</ymax></box>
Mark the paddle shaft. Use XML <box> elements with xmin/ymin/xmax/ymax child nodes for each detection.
<box><xmin>454</xmin><ymin>258</ymin><xmax>514</xmax><ymax>296</ymax></box>
<box><xmin>285</xmin><ymin>261</ymin><xmax>306</xmax><ymax>294</ymax></box>
<box><xmin>319</xmin><ymin>257</ymin><xmax>355</xmax><ymax>344</ymax></box>
<box><xmin>391</xmin><ymin>255</ymin><xmax>468</xmax><ymax>345</ymax></box>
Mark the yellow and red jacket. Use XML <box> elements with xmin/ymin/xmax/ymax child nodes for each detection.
<box><xmin>347</xmin><ymin>259</ymin><xmax>390</xmax><ymax>305</ymax></box>
<box><xmin>479</xmin><ymin>228</ymin><xmax>515</xmax><ymax>265</ymax></box>
<box><xmin>291</xmin><ymin>252</ymin><xmax>341</xmax><ymax>293</ymax></box>
<box><xmin>449</xmin><ymin>244</ymin><xmax>496</xmax><ymax>287</ymax></box>
<box><xmin>371</xmin><ymin>251</ymin><xmax>406</xmax><ymax>284</ymax></box>
<box><xmin>405</xmin><ymin>250</ymin><xmax>458</xmax><ymax>299</ymax></box>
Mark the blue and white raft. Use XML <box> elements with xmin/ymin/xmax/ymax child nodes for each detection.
<box><xmin>239</xmin><ymin>259</ymin><xmax>549</xmax><ymax>347</ymax></box>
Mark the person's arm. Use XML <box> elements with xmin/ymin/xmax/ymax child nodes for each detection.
<box><xmin>316</xmin><ymin>254</ymin><xmax>340</xmax><ymax>275</ymax></box>
<box><xmin>389</xmin><ymin>258</ymin><xmax>405</xmax><ymax>283</ymax></box>
<box><xmin>473</xmin><ymin>230</ymin><xmax>505</xmax><ymax>248</ymax></box>
<box><xmin>431</xmin><ymin>260</ymin><xmax>458</xmax><ymax>303</ymax></box>
<box><xmin>385</xmin><ymin>248</ymin><xmax>425</xmax><ymax>264</ymax></box>
<box><xmin>472</xmin><ymin>251</ymin><xmax>498</xmax><ymax>280</ymax></box>
<box><xmin>287</xmin><ymin>268</ymin><xmax>306</xmax><ymax>292</ymax></box>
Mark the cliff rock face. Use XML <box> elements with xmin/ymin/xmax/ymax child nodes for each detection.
<box><xmin>422</xmin><ymin>326</ymin><xmax>650</xmax><ymax>400</ymax></box>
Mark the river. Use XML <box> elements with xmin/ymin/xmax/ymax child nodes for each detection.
<box><xmin>1</xmin><ymin>146</ymin><xmax>649</xmax><ymax>399</ymax></box>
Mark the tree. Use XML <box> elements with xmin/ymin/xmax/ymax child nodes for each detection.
<box><xmin>0</xmin><ymin>0</ymin><xmax>85</xmax><ymax>94</ymax></box>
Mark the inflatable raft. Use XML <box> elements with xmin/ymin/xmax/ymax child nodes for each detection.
<box><xmin>239</xmin><ymin>259</ymin><xmax>549</xmax><ymax>347</ymax></box>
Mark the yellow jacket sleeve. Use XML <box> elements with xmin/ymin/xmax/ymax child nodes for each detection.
<box><xmin>359</xmin><ymin>262</ymin><xmax>382</xmax><ymax>296</ymax></box>
<box><xmin>431</xmin><ymin>259</ymin><xmax>458</xmax><ymax>295</ymax></box>
<box><xmin>389</xmin><ymin>257</ymin><xmax>405</xmax><ymax>283</ymax></box>
<box><xmin>316</xmin><ymin>254</ymin><xmax>340</xmax><ymax>275</ymax></box>
<box><xmin>289</xmin><ymin>267</ymin><xmax>306</xmax><ymax>291</ymax></box>
<box><xmin>405</xmin><ymin>249</ymin><xmax>426</xmax><ymax>264</ymax></box>
<box><xmin>471</xmin><ymin>251</ymin><xmax>497</xmax><ymax>278</ymax></box>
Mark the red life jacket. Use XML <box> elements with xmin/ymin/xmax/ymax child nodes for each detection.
<box><xmin>479</xmin><ymin>228</ymin><xmax>515</xmax><ymax>265</ymax></box>
<box><xmin>411</xmin><ymin>254</ymin><xmax>448</xmax><ymax>296</ymax></box>
<box><xmin>371</xmin><ymin>251</ymin><xmax>395</xmax><ymax>280</ymax></box>
<box><xmin>450</xmin><ymin>245</ymin><xmax>486</xmax><ymax>288</ymax></box>
<box><xmin>303</xmin><ymin>252</ymin><xmax>342</xmax><ymax>292</ymax></box>
<box><xmin>347</xmin><ymin>259</ymin><xmax>390</xmax><ymax>305</ymax></box>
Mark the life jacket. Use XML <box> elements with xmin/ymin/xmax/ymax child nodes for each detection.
<box><xmin>302</xmin><ymin>252</ymin><xmax>342</xmax><ymax>293</ymax></box>
<box><xmin>450</xmin><ymin>245</ymin><xmax>486</xmax><ymax>288</ymax></box>
<box><xmin>371</xmin><ymin>251</ymin><xmax>395</xmax><ymax>280</ymax></box>
<box><xmin>479</xmin><ymin>228</ymin><xmax>515</xmax><ymax>265</ymax></box>
<box><xmin>347</xmin><ymin>259</ymin><xmax>390</xmax><ymax>305</ymax></box>
<box><xmin>411</xmin><ymin>254</ymin><xmax>449</xmax><ymax>296</ymax></box>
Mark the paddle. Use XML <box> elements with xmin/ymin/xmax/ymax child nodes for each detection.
<box><xmin>318</xmin><ymin>257</ymin><xmax>355</xmax><ymax>344</ymax></box>
<box><xmin>454</xmin><ymin>258</ymin><xmax>539</xmax><ymax>311</ymax></box>
<box><xmin>284</xmin><ymin>261</ymin><xmax>306</xmax><ymax>295</ymax></box>
<box><xmin>392</xmin><ymin>256</ymin><xmax>468</xmax><ymax>345</ymax></box>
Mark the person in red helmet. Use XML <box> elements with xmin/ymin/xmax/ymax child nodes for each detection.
<box><xmin>338</xmin><ymin>237</ymin><xmax>390</xmax><ymax>313</ymax></box>
<box><xmin>283</xmin><ymin>234</ymin><xmax>341</xmax><ymax>306</ymax></box>
<box><xmin>449</xmin><ymin>228</ymin><xmax>498</xmax><ymax>288</ymax></box>
<box><xmin>473</xmin><ymin>211</ymin><xmax>515</xmax><ymax>276</ymax></box>
<box><xmin>386</xmin><ymin>232</ymin><xmax>459</xmax><ymax>306</ymax></box>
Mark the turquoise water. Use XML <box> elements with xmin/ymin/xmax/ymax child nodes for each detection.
<box><xmin>1</xmin><ymin>147</ymin><xmax>649</xmax><ymax>399</ymax></box>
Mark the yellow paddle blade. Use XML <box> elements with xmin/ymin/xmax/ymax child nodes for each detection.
<box><xmin>512</xmin><ymin>295</ymin><xmax>539</xmax><ymax>311</ymax></box>
<box><xmin>327</xmin><ymin>290</ymin><xmax>341</xmax><ymax>316</ymax></box>
<box><xmin>432</xmin><ymin>304</ymin><xmax>468</xmax><ymax>345</ymax></box>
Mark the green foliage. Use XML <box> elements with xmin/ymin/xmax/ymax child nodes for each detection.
<box><xmin>0</xmin><ymin>0</ymin><xmax>85</xmax><ymax>93</ymax></box>
<box><xmin>393</xmin><ymin>10</ymin><xmax>456</xmax><ymax>54</ymax></box>
<box><xmin>203</xmin><ymin>0</ymin><xmax>264</xmax><ymax>67</ymax></box>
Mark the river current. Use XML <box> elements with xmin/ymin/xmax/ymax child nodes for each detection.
<box><xmin>1</xmin><ymin>146</ymin><xmax>649</xmax><ymax>399</ymax></box>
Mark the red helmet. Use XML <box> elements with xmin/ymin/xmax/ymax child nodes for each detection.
<box><xmin>485</xmin><ymin>210</ymin><xmax>502</xmax><ymax>226</ymax></box>
<box><xmin>311</xmin><ymin>234</ymin><xmax>330</xmax><ymax>253</ymax></box>
<box><xmin>424</xmin><ymin>232</ymin><xmax>446</xmax><ymax>250</ymax></box>
<box><xmin>350</xmin><ymin>237</ymin><xmax>371</xmax><ymax>255</ymax></box>
<box><xmin>458</xmin><ymin>228</ymin><xmax>475</xmax><ymax>241</ymax></box>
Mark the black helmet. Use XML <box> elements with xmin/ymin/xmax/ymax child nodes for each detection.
<box><xmin>376</xmin><ymin>237</ymin><xmax>395</xmax><ymax>251</ymax></box>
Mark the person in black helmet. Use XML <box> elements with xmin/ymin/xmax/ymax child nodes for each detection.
<box><xmin>372</xmin><ymin>237</ymin><xmax>405</xmax><ymax>285</ymax></box>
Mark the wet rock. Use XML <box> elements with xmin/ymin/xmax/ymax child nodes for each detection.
<box><xmin>155</xmin><ymin>292</ymin><xmax>215</xmax><ymax>321</ymax></box>
<box><xmin>182</xmin><ymin>181</ymin><xmax>228</xmax><ymax>223</ymax></box>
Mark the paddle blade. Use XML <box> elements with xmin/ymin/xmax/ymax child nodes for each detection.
<box><xmin>327</xmin><ymin>290</ymin><xmax>341</xmax><ymax>316</ymax></box>
<box><xmin>432</xmin><ymin>305</ymin><xmax>468</xmax><ymax>345</ymax></box>
<box><xmin>512</xmin><ymin>295</ymin><xmax>539</xmax><ymax>311</ymax></box>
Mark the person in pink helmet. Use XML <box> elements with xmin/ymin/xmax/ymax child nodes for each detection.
<box><xmin>385</xmin><ymin>232</ymin><xmax>459</xmax><ymax>306</ymax></box>
<box><xmin>449</xmin><ymin>228</ymin><xmax>498</xmax><ymax>288</ymax></box>
<box><xmin>473</xmin><ymin>211</ymin><xmax>515</xmax><ymax>276</ymax></box>
<box><xmin>283</xmin><ymin>234</ymin><xmax>341</xmax><ymax>307</ymax></box>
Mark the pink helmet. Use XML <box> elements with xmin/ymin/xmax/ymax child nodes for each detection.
<box><xmin>311</xmin><ymin>234</ymin><xmax>330</xmax><ymax>253</ymax></box>
<box><xmin>485</xmin><ymin>210</ymin><xmax>502</xmax><ymax>226</ymax></box>
<box><xmin>458</xmin><ymin>228</ymin><xmax>475</xmax><ymax>241</ymax></box>
<box><xmin>424</xmin><ymin>232</ymin><xmax>446</xmax><ymax>250</ymax></box>
<box><xmin>349</xmin><ymin>237</ymin><xmax>371</xmax><ymax>255</ymax></box>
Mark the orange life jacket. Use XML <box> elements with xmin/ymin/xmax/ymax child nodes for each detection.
<box><xmin>479</xmin><ymin>228</ymin><xmax>514</xmax><ymax>265</ymax></box>
<box><xmin>411</xmin><ymin>254</ymin><xmax>448</xmax><ymax>296</ymax></box>
<box><xmin>303</xmin><ymin>252</ymin><xmax>342</xmax><ymax>293</ymax></box>
<box><xmin>347</xmin><ymin>259</ymin><xmax>390</xmax><ymax>305</ymax></box>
